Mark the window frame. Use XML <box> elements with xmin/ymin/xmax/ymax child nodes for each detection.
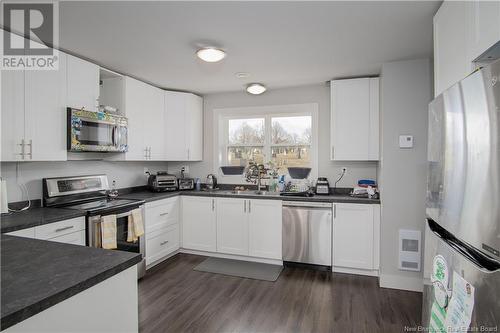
<box><xmin>214</xmin><ymin>103</ymin><xmax>319</xmax><ymax>184</ymax></box>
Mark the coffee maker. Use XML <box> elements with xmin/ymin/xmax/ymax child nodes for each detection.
<box><xmin>206</xmin><ymin>174</ymin><xmax>218</xmax><ymax>190</ymax></box>
<box><xmin>315</xmin><ymin>177</ymin><xmax>330</xmax><ymax>195</ymax></box>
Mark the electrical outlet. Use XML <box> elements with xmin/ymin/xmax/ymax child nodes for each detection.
<box><xmin>181</xmin><ymin>165</ymin><xmax>190</xmax><ymax>174</ymax></box>
<box><xmin>341</xmin><ymin>167</ymin><xmax>347</xmax><ymax>173</ymax></box>
<box><xmin>144</xmin><ymin>167</ymin><xmax>149</xmax><ymax>175</ymax></box>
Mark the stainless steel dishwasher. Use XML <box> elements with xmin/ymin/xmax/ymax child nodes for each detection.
<box><xmin>282</xmin><ymin>201</ymin><xmax>332</xmax><ymax>266</ymax></box>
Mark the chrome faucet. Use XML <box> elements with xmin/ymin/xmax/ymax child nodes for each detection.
<box><xmin>245</xmin><ymin>162</ymin><xmax>268</xmax><ymax>193</ymax></box>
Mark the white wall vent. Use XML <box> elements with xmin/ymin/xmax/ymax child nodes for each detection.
<box><xmin>398</xmin><ymin>229</ymin><xmax>421</xmax><ymax>271</ymax></box>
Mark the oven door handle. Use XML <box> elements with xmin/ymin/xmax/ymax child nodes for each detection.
<box><xmin>116</xmin><ymin>211</ymin><xmax>133</xmax><ymax>219</ymax></box>
<box><xmin>91</xmin><ymin>211</ymin><xmax>133</xmax><ymax>223</ymax></box>
<box><xmin>112</xmin><ymin>126</ymin><xmax>118</xmax><ymax>148</ymax></box>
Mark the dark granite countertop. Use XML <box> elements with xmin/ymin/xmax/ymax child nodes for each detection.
<box><xmin>121</xmin><ymin>189</ymin><xmax>380</xmax><ymax>204</ymax></box>
<box><xmin>0</xmin><ymin>207</ymin><xmax>86</xmax><ymax>234</ymax></box>
<box><xmin>1</xmin><ymin>235</ymin><xmax>141</xmax><ymax>330</ymax></box>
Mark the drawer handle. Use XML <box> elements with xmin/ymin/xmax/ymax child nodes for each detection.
<box><xmin>55</xmin><ymin>226</ymin><xmax>74</xmax><ymax>232</ymax></box>
<box><xmin>160</xmin><ymin>212</ymin><xmax>169</xmax><ymax>216</ymax></box>
<box><xmin>160</xmin><ymin>240</ymin><xmax>169</xmax><ymax>246</ymax></box>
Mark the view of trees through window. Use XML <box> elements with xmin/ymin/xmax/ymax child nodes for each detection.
<box><xmin>226</xmin><ymin>115</ymin><xmax>312</xmax><ymax>174</ymax></box>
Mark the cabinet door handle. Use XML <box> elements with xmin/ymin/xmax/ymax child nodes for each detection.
<box><xmin>17</xmin><ymin>139</ymin><xmax>25</xmax><ymax>159</ymax></box>
<box><xmin>149</xmin><ymin>147</ymin><xmax>152</xmax><ymax>159</ymax></box>
<box><xmin>160</xmin><ymin>240</ymin><xmax>169</xmax><ymax>246</ymax></box>
<box><xmin>55</xmin><ymin>226</ymin><xmax>74</xmax><ymax>232</ymax></box>
<box><xmin>160</xmin><ymin>212</ymin><xmax>169</xmax><ymax>216</ymax></box>
<box><xmin>248</xmin><ymin>200</ymin><xmax>251</xmax><ymax>213</ymax></box>
<box><xmin>212</xmin><ymin>199</ymin><xmax>215</xmax><ymax>211</ymax></box>
<box><xmin>244</xmin><ymin>200</ymin><xmax>246</xmax><ymax>213</ymax></box>
<box><xmin>331</xmin><ymin>146</ymin><xmax>334</xmax><ymax>159</ymax></box>
<box><xmin>187</xmin><ymin>149</ymin><xmax>190</xmax><ymax>160</ymax></box>
<box><xmin>144</xmin><ymin>147</ymin><xmax>148</xmax><ymax>159</ymax></box>
<box><xmin>27</xmin><ymin>139</ymin><xmax>32</xmax><ymax>159</ymax></box>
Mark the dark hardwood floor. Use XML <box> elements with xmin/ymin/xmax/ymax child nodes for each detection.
<box><xmin>139</xmin><ymin>254</ymin><xmax>422</xmax><ymax>333</ymax></box>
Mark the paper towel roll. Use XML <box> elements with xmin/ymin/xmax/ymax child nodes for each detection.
<box><xmin>1</xmin><ymin>179</ymin><xmax>8</xmax><ymax>214</ymax></box>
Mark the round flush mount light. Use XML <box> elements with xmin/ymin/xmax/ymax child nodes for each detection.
<box><xmin>246</xmin><ymin>83</ymin><xmax>266</xmax><ymax>95</ymax></box>
<box><xmin>196</xmin><ymin>47</ymin><xmax>226</xmax><ymax>62</ymax></box>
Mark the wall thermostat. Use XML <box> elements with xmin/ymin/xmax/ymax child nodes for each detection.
<box><xmin>399</xmin><ymin>135</ymin><xmax>414</xmax><ymax>148</ymax></box>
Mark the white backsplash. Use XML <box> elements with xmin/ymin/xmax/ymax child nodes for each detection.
<box><xmin>1</xmin><ymin>160</ymin><xmax>168</xmax><ymax>203</ymax></box>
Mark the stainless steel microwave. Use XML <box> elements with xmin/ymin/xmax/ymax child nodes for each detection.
<box><xmin>67</xmin><ymin>108</ymin><xmax>128</xmax><ymax>152</ymax></box>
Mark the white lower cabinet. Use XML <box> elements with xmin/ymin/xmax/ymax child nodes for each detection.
<box><xmin>144</xmin><ymin>197</ymin><xmax>180</xmax><ymax>267</ymax></box>
<box><xmin>145</xmin><ymin>197</ymin><xmax>179</xmax><ymax>233</ymax></box>
<box><xmin>181</xmin><ymin>196</ymin><xmax>217</xmax><ymax>252</ymax></box>
<box><xmin>333</xmin><ymin>203</ymin><xmax>380</xmax><ymax>275</ymax></box>
<box><xmin>248</xmin><ymin>199</ymin><xmax>282</xmax><ymax>260</ymax></box>
<box><xmin>146</xmin><ymin>225</ymin><xmax>179</xmax><ymax>266</ymax></box>
<box><xmin>216</xmin><ymin>198</ymin><xmax>249</xmax><ymax>255</ymax></box>
<box><xmin>48</xmin><ymin>230</ymin><xmax>86</xmax><ymax>246</ymax></box>
<box><xmin>5</xmin><ymin>216</ymin><xmax>86</xmax><ymax>246</ymax></box>
<box><xmin>215</xmin><ymin>198</ymin><xmax>282</xmax><ymax>259</ymax></box>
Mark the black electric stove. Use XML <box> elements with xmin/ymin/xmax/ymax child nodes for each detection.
<box><xmin>42</xmin><ymin>174</ymin><xmax>147</xmax><ymax>278</ymax></box>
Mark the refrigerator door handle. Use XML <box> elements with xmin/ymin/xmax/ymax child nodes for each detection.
<box><xmin>427</xmin><ymin>219</ymin><xmax>500</xmax><ymax>273</ymax></box>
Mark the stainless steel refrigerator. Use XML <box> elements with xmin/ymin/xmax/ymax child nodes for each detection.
<box><xmin>423</xmin><ymin>59</ymin><xmax>500</xmax><ymax>331</ymax></box>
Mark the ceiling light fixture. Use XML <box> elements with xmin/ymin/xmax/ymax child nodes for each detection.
<box><xmin>246</xmin><ymin>83</ymin><xmax>266</xmax><ymax>95</ymax></box>
<box><xmin>235</xmin><ymin>72</ymin><xmax>250</xmax><ymax>78</ymax></box>
<box><xmin>196</xmin><ymin>47</ymin><xmax>226</xmax><ymax>62</ymax></box>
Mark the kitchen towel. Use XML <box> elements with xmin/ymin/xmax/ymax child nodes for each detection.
<box><xmin>101</xmin><ymin>215</ymin><xmax>117</xmax><ymax>249</ymax></box>
<box><xmin>127</xmin><ymin>208</ymin><xmax>144</xmax><ymax>242</ymax></box>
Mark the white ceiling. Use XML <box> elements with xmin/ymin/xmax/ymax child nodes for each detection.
<box><xmin>59</xmin><ymin>1</ymin><xmax>440</xmax><ymax>95</ymax></box>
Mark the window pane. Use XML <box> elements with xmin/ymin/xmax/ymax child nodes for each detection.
<box><xmin>271</xmin><ymin>146</ymin><xmax>310</xmax><ymax>173</ymax></box>
<box><xmin>227</xmin><ymin>147</ymin><xmax>264</xmax><ymax>166</ymax></box>
<box><xmin>271</xmin><ymin>116</ymin><xmax>312</xmax><ymax>145</ymax></box>
<box><xmin>228</xmin><ymin>118</ymin><xmax>265</xmax><ymax>145</ymax></box>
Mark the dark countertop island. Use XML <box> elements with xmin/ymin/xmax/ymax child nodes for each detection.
<box><xmin>1</xmin><ymin>235</ymin><xmax>141</xmax><ymax>330</ymax></box>
<box><xmin>0</xmin><ymin>207</ymin><xmax>86</xmax><ymax>234</ymax></box>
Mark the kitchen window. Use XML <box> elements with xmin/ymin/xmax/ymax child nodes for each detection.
<box><xmin>215</xmin><ymin>104</ymin><xmax>318</xmax><ymax>181</ymax></box>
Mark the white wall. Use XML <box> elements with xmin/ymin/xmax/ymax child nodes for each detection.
<box><xmin>1</xmin><ymin>160</ymin><xmax>168</xmax><ymax>202</ymax></box>
<box><xmin>378</xmin><ymin>58</ymin><xmax>432</xmax><ymax>292</ymax></box>
<box><xmin>169</xmin><ymin>84</ymin><xmax>378</xmax><ymax>187</ymax></box>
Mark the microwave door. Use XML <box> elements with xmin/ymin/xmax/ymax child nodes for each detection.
<box><xmin>78</xmin><ymin>119</ymin><xmax>114</xmax><ymax>146</ymax></box>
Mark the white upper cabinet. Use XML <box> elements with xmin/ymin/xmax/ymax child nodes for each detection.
<box><xmin>66</xmin><ymin>54</ymin><xmax>99</xmax><ymax>111</ymax></box>
<box><xmin>1</xmin><ymin>34</ymin><xmax>67</xmax><ymax>161</ymax></box>
<box><xmin>144</xmin><ymin>86</ymin><xmax>165</xmax><ymax>160</ymax></box>
<box><xmin>468</xmin><ymin>0</ymin><xmax>500</xmax><ymax>62</ymax></box>
<box><xmin>1</xmin><ymin>69</ymin><xmax>25</xmax><ymax>161</ymax></box>
<box><xmin>123</xmin><ymin>77</ymin><xmax>165</xmax><ymax>160</ymax></box>
<box><xmin>123</xmin><ymin>77</ymin><xmax>145</xmax><ymax>160</ymax></box>
<box><xmin>434</xmin><ymin>0</ymin><xmax>500</xmax><ymax>97</ymax></box>
<box><xmin>164</xmin><ymin>91</ymin><xmax>203</xmax><ymax>161</ymax></box>
<box><xmin>186</xmin><ymin>94</ymin><xmax>203</xmax><ymax>161</ymax></box>
<box><xmin>433</xmin><ymin>1</ymin><xmax>471</xmax><ymax>97</ymax></box>
<box><xmin>164</xmin><ymin>91</ymin><xmax>187</xmax><ymax>160</ymax></box>
<box><xmin>330</xmin><ymin>77</ymin><xmax>379</xmax><ymax>161</ymax></box>
<box><xmin>25</xmin><ymin>52</ymin><xmax>67</xmax><ymax>161</ymax></box>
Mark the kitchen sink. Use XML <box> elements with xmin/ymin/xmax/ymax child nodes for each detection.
<box><xmin>231</xmin><ymin>190</ymin><xmax>250</xmax><ymax>195</ymax></box>
<box><xmin>254</xmin><ymin>190</ymin><xmax>269</xmax><ymax>195</ymax></box>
